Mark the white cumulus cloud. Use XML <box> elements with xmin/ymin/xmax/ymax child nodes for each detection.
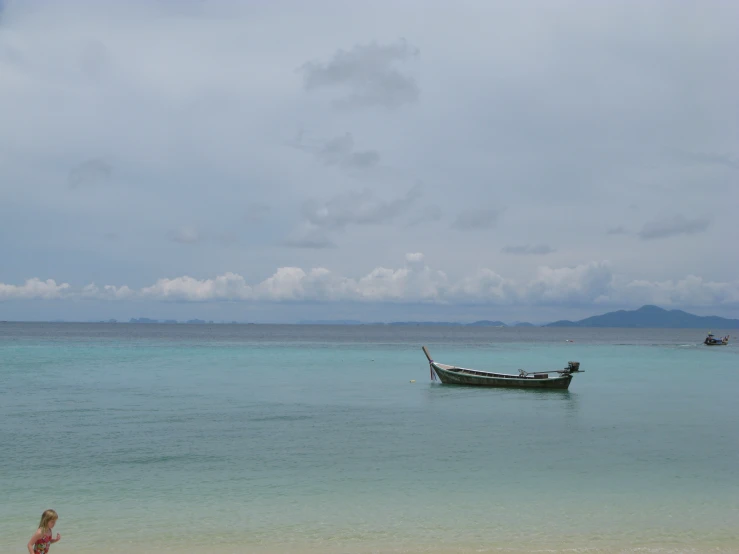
<box><xmin>0</xmin><ymin>278</ymin><xmax>71</xmax><ymax>300</ymax></box>
<box><xmin>140</xmin><ymin>272</ymin><xmax>253</xmax><ymax>301</ymax></box>
<box><xmin>525</xmin><ymin>262</ymin><xmax>614</xmax><ymax>304</ymax></box>
<box><xmin>81</xmin><ymin>283</ymin><xmax>135</xmax><ymax>300</ymax></box>
<box><xmin>3</xmin><ymin>259</ymin><xmax>739</xmax><ymax>311</ymax></box>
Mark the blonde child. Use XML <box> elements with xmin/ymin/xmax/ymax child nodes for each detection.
<box><xmin>27</xmin><ymin>510</ymin><xmax>61</xmax><ymax>554</ymax></box>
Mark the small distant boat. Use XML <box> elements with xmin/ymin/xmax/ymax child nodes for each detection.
<box><xmin>421</xmin><ymin>346</ymin><xmax>582</xmax><ymax>390</ymax></box>
<box><xmin>704</xmin><ymin>332</ymin><xmax>729</xmax><ymax>346</ymax></box>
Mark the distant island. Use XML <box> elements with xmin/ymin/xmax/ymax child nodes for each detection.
<box><xmin>127</xmin><ymin>318</ymin><xmax>215</xmax><ymax>324</ymax></box>
<box><xmin>545</xmin><ymin>305</ymin><xmax>739</xmax><ymax>328</ymax></box>
<box><xmin>387</xmin><ymin>320</ymin><xmax>508</xmax><ymax>327</ymax></box>
<box><xmin>121</xmin><ymin>318</ymin><xmax>522</xmax><ymax>327</ymax></box>
<box><xmin>297</xmin><ymin>319</ymin><xmax>363</xmax><ymax>325</ymax></box>
<box><xmin>299</xmin><ymin>306</ymin><xmax>737</xmax><ymax>328</ymax></box>
<box><xmin>76</xmin><ymin>305</ymin><xmax>739</xmax><ymax>328</ymax></box>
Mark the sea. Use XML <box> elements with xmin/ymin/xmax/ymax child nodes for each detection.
<box><xmin>1</xmin><ymin>322</ymin><xmax>737</xmax><ymax>554</ymax></box>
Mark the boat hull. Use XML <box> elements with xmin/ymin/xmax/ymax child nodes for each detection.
<box><xmin>431</xmin><ymin>362</ymin><xmax>573</xmax><ymax>390</ymax></box>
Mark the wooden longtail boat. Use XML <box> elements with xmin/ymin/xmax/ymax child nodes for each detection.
<box><xmin>421</xmin><ymin>346</ymin><xmax>582</xmax><ymax>390</ymax></box>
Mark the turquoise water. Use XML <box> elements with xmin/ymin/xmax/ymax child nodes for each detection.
<box><xmin>1</xmin><ymin>323</ymin><xmax>738</xmax><ymax>553</ymax></box>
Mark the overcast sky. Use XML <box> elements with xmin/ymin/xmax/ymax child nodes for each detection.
<box><xmin>1</xmin><ymin>0</ymin><xmax>738</xmax><ymax>323</ymax></box>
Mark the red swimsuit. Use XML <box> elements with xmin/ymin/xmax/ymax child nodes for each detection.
<box><xmin>32</xmin><ymin>533</ymin><xmax>51</xmax><ymax>554</ymax></box>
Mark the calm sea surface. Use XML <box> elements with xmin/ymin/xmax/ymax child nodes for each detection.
<box><xmin>1</xmin><ymin>323</ymin><xmax>737</xmax><ymax>553</ymax></box>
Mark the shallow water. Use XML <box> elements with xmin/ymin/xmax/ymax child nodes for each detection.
<box><xmin>1</xmin><ymin>323</ymin><xmax>737</xmax><ymax>553</ymax></box>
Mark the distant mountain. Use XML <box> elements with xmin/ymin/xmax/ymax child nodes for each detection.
<box><xmin>389</xmin><ymin>321</ymin><xmax>462</xmax><ymax>326</ymax></box>
<box><xmin>514</xmin><ymin>322</ymin><xmax>536</xmax><ymax>327</ymax></box>
<box><xmin>387</xmin><ymin>320</ymin><xmax>509</xmax><ymax>326</ymax></box>
<box><xmin>298</xmin><ymin>320</ymin><xmax>363</xmax><ymax>325</ymax></box>
<box><xmin>545</xmin><ymin>305</ymin><xmax>739</xmax><ymax>328</ymax></box>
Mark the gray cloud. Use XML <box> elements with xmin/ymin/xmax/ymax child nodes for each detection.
<box><xmin>502</xmin><ymin>244</ymin><xmax>555</xmax><ymax>255</ymax></box>
<box><xmin>79</xmin><ymin>40</ymin><xmax>110</xmax><ymax>80</ymax></box>
<box><xmin>292</xmin><ymin>130</ymin><xmax>381</xmax><ymax>170</ymax></box>
<box><xmin>67</xmin><ymin>158</ymin><xmax>112</xmax><ymax>188</ymax></box>
<box><xmin>168</xmin><ymin>227</ymin><xmax>200</xmax><ymax>245</ymax></box>
<box><xmin>244</xmin><ymin>203</ymin><xmax>271</xmax><ymax>223</ymax></box>
<box><xmin>673</xmin><ymin>149</ymin><xmax>739</xmax><ymax>170</ymax></box>
<box><xmin>407</xmin><ymin>204</ymin><xmax>442</xmax><ymax>227</ymax></box>
<box><xmin>283</xmin><ymin>229</ymin><xmax>336</xmax><ymax>249</ymax></box>
<box><xmin>317</xmin><ymin>133</ymin><xmax>380</xmax><ymax>169</ymax></box>
<box><xmin>301</xmin><ymin>39</ymin><xmax>419</xmax><ymax>109</ymax></box>
<box><xmin>302</xmin><ymin>185</ymin><xmax>422</xmax><ymax>230</ymax></box>
<box><xmin>638</xmin><ymin>215</ymin><xmax>711</xmax><ymax>240</ymax></box>
<box><xmin>607</xmin><ymin>226</ymin><xmax>628</xmax><ymax>235</ymax></box>
<box><xmin>2</xmin><ymin>1</ymin><xmax>739</xmax><ymax>323</ymax></box>
<box><xmin>0</xmin><ymin>40</ymin><xmax>22</xmax><ymax>66</ymax></box>
<box><xmin>215</xmin><ymin>231</ymin><xmax>240</xmax><ymax>246</ymax></box>
<box><xmin>452</xmin><ymin>208</ymin><xmax>501</xmax><ymax>231</ymax></box>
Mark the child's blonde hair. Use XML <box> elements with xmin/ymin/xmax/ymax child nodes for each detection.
<box><xmin>38</xmin><ymin>510</ymin><xmax>58</xmax><ymax>534</ymax></box>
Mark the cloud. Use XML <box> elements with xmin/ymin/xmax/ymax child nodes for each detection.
<box><xmin>502</xmin><ymin>244</ymin><xmax>555</xmax><ymax>255</ymax></box>
<box><xmin>613</xmin><ymin>274</ymin><xmax>739</xmax><ymax>307</ymax></box>
<box><xmin>244</xmin><ymin>203</ymin><xmax>271</xmax><ymax>223</ymax></box>
<box><xmin>80</xmin><ymin>283</ymin><xmax>134</xmax><ymax>300</ymax></box>
<box><xmin>452</xmin><ymin>208</ymin><xmax>501</xmax><ymax>231</ymax></box>
<box><xmin>406</xmin><ymin>204</ymin><xmax>442</xmax><ymax>227</ymax></box>
<box><xmin>79</xmin><ymin>39</ymin><xmax>110</xmax><ymax>80</ymax></box>
<box><xmin>673</xmin><ymin>149</ymin><xmax>739</xmax><ymax>170</ymax></box>
<box><xmin>134</xmin><ymin>266</ymin><xmax>441</xmax><ymax>302</ymax></box>
<box><xmin>300</xmin><ymin>39</ymin><xmax>420</xmax><ymax>109</ymax></box>
<box><xmin>4</xmin><ymin>259</ymin><xmax>739</xmax><ymax>309</ymax></box>
<box><xmin>2</xmin><ymin>1</ymin><xmax>738</xmax><ymax>322</ymax></box>
<box><xmin>168</xmin><ymin>227</ymin><xmax>200</xmax><ymax>244</ymax></box>
<box><xmin>450</xmin><ymin>269</ymin><xmax>517</xmax><ymax>303</ymax></box>
<box><xmin>286</xmin><ymin>185</ymin><xmax>421</xmax><ymax>246</ymax></box>
<box><xmin>606</xmin><ymin>226</ymin><xmax>628</xmax><ymax>235</ymax></box>
<box><xmin>301</xmin><ymin>185</ymin><xmax>422</xmax><ymax>231</ymax></box>
<box><xmin>140</xmin><ymin>272</ymin><xmax>252</xmax><ymax>301</ymax></box>
<box><xmin>67</xmin><ymin>158</ymin><xmax>112</xmax><ymax>188</ymax></box>
<box><xmin>283</xmin><ymin>226</ymin><xmax>337</xmax><ymax>249</ymax></box>
<box><xmin>0</xmin><ymin>278</ymin><xmax>70</xmax><ymax>300</ymax></box>
<box><xmin>316</xmin><ymin>133</ymin><xmax>380</xmax><ymax>169</ymax></box>
<box><xmin>214</xmin><ymin>231</ymin><xmax>240</xmax><ymax>246</ymax></box>
<box><xmin>638</xmin><ymin>215</ymin><xmax>711</xmax><ymax>240</ymax></box>
<box><xmin>525</xmin><ymin>262</ymin><xmax>614</xmax><ymax>304</ymax></box>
